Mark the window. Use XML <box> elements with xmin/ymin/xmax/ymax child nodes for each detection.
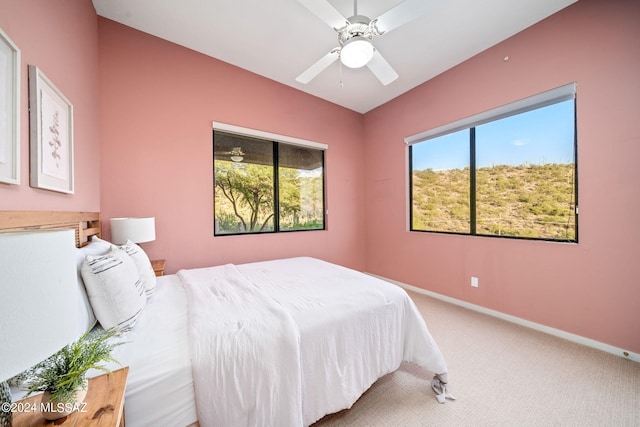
<box><xmin>213</xmin><ymin>127</ymin><xmax>325</xmax><ymax>235</ymax></box>
<box><xmin>408</xmin><ymin>84</ymin><xmax>577</xmax><ymax>242</ymax></box>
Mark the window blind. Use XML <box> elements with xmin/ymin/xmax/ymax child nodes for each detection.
<box><xmin>213</xmin><ymin>122</ymin><xmax>328</xmax><ymax>151</ymax></box>
<box><xmin>405</xmin><ymin>82</ymin><xmax>576</xmax><ymax>145</ymax></box>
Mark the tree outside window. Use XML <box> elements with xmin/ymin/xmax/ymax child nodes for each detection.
<box><xmin>214</xmin><ymin>131</ymin><xmax>325</xmax><ymax>235</ymax></box>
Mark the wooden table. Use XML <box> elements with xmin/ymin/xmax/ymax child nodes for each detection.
<box><xmin>12</xmin><ymin>366</ymin><xmax>129</xmax><ymax>427</ymax></box>
<box><xmin>151</xmin><ymin>259</ymin><xmax>166</xmax><ymax>277</ymax></box>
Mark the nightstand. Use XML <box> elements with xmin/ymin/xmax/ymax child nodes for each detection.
<box><xmin>12</xmin><ymin>366</ymin><xmax>129</xmax><ymax>427</ymax></box>
<box><xmin>151</xmin><ymin>259</ymin><xmax>166</xmax><ymax>276</ymax></box>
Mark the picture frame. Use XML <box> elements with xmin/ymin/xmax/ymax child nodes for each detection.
<box><xmin>0</xmin><ymin>26</ymin><xmax>21</xmax><ymax>185</ymax></box>
<box><xmin>29</xmin><ymin>65</ymin><xmax>74</xmax><ymax>194</ymax></box>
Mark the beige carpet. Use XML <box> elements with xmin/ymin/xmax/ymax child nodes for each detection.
<box><xmin>313</xmin><ymin>291</ymin><xmax>640</xmax><ymax>426</ymax></box>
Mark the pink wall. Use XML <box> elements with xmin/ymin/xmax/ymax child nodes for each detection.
<box><xmin>363</xmin><ymin>0</ymin><xmax>640</xmax><ymax>353</ymax></box>
<box><xmin>0</xmin><ymin>0</ymin><xmax>100</xmax><ymax>210</ymax></box>
<box><xmin>97</xmin><ymin>19</ymin><xmax>366</xmax><ymax>274</ymax></box>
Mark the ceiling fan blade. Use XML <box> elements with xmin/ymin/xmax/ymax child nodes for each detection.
<box><xmin>366</xmin><ymin>50</ymin><xmax>399</xmax><ymax>86</ymax></box>
<box><xmin>296</xmin><ymin>49</ymin><xmax>340</xmax><ymax>84</ymax></box>
<box><xmin>375</xmin><ymin>0</ymin><xmax>441</xmax><ymax>34</ymax></box>
<box><xmin>296</xmin><ymin>0</ymin><xmax>348</xmax><ymax>30</ymax></box>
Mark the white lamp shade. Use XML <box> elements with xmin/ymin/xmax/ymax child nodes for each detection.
<box><xmin>340</xmin><ymin>36</ymin><xmax>374</xmax><ymax>68</ymax></box>
<box><xmin>0</xmin><ymin>229</ymin><xmax>80</xmax><ymax>381</ymax></box>
<box><xmin>110</xmin><ymin>217</ymin><xmax>156</xmax><ymax>245</ymax></box>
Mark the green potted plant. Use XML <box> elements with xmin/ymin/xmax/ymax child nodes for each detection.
<box><xmin>23</xmin><ymin>327</ymin><xmax>122</xmax><ymax>420</ymax></box>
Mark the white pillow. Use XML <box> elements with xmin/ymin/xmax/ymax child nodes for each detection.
<box><xmin>73</xmin><ymin>237</ymin><xmax>114</xmax><ymax>333</ymax></box>
<box><xmin>114</xmin><ymin>240</ymin><xmax>156</xmax><ymax>297</ymax></box>
<box><xmin>81</xmin><ymin>249</ymin><xmax>147</xmax><ymax>333</ymax></box>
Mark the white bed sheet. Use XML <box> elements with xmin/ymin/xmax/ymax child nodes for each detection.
<box><xmin>89</xmin><ymin>257</ymin><xmax>445</xmax><ymax>427</ymax></box>
<box><xmin>109</xmin><ymin>274</ymin><xmax>197</xmax><ymax>427</ymax></box>
<box><xmin>237</xmin><ymin>257</ymin><xmax>447</xmax><ymax>425</ymax></box>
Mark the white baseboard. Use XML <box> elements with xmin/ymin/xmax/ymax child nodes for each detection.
<box><xmin>367</xmin><ymin>272</ymin><xmax>640</xmax><ymax>364</ymax></box>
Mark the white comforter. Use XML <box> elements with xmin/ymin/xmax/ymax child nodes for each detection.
<box><xmin>178</xmin><ymin>264</ymin><xmax>303</xmax><ymax>426</ymax></box>
<box><xmin>178</xmin><ymin>257</ymin><xmax>447</xmax><ymax>427</ymax></box>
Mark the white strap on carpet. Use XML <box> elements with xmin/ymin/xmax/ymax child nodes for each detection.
<box><xmin>432</xmin><ymin>374</ymin><xmax>456</xmax><ymax>404</ymax></box>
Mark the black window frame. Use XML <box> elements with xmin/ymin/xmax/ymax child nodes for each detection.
<box><xmin>408</xmin><ymin>85</ymin><xmax>578</xmax><ymax>243</ymax></box>
<box><xmin>213</xmin><ymin>130</ymin><xmax>326</xmax><ymax>237</ymax></box>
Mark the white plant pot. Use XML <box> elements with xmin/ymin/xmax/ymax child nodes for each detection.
<box><xmin>40</xmin><ymin>384</ymin><xmax>88</xmax><ymax>421</ymax></box>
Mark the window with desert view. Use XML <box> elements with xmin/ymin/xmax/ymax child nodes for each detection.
<box><xmin>410</xmin><ymin>95</ymin><xmax>577</xmax><ymax>242</ymax></box>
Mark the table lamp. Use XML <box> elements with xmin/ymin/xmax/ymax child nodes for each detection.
<box><xmin>110</xmin><ymin>217</ymin><xmax>156</xmax><ymax>245</ymax></box>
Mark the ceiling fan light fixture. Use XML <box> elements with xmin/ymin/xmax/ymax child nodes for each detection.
<box><xmin>230</xmin><ymin>155</ymin><xmax>243</xmax><ymax>162</ymax></box>
<box><xmin>340</xmin><ymin>36</ymin><xmax>374</xmax><ymax>68</ymax></box>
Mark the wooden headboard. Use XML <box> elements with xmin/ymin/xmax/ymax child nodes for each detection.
<box><xmin>0</xmin><ymin>211</ymin><xmax>101</xmax><ymax>248</ymax></box>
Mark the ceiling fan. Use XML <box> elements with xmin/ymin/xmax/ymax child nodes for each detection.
<box><xmin>295</xmin><ymin>0</ymin><xmax>438</xmax><ymax>86</ymax></box>
<box><xmin>216</xmin><ymin>147</ymin><xmax>245</xmax><ymax>162</ymax></box>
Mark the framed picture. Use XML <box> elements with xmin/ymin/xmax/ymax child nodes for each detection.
<box><xmin>29</xmin><ymin>65</ymin><xmax>74</xmax><ymax>194</ymax></box>
<box><xmin>0</xmin><ymin>26</ymin><xmax>21</xmax><ymax>185</ymax></box>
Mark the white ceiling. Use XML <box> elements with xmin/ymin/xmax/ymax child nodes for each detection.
<box><xmin>92</xmin><ymin>0</ymin><xmax>577</xmax><ymax>114</ymax></box>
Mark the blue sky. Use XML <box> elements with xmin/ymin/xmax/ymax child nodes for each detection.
<box><xmin>412</xmin><ymin>100</ymin><xmax>575</xmax><ymax>170</ymax></box>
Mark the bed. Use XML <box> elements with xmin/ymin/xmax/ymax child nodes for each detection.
<box><xmin>0</xmin><ymin>211</ymin><xmax>449</xmax><ymax>426</ymax></box>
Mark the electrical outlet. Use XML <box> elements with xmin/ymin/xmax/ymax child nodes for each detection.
<box><xmin>471</xmin><ymin>277</ymin><xmax>479</xmax><ymax>288</ymax></box>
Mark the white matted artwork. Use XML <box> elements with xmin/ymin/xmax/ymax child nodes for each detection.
<box><xmin>0</xmin><ymin>26</ymin><xmax>21</xmax><ymax>185</ymax></box>
<box><xmin>29</xmin><ymin>65</ymin><xmax>74</xmax><ymax>193</ymax></box>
